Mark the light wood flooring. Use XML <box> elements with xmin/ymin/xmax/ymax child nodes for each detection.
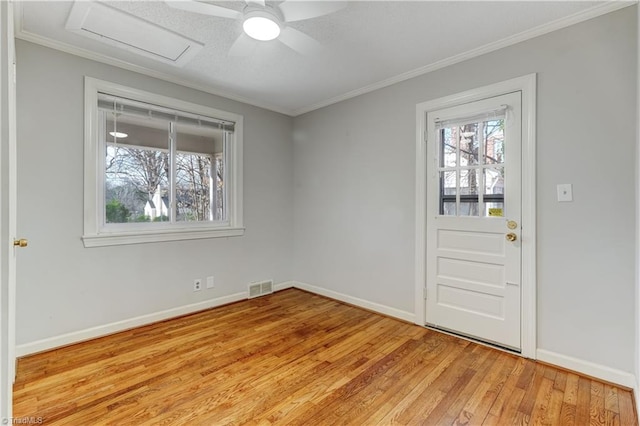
<box><xmin>14</xmin><ymin>289</ymin><xmax>637</xmax><ymax>425</ymax></box>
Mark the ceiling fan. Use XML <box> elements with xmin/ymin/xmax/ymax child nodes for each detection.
<box><xmin>166</xmin><ymin>0</ymin><xmax>346</xmax><ymax>56</ymax></box>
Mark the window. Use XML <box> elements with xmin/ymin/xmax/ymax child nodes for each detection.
<box><xmin>437</xmin><ymin>110</ymin><xmax>505</xmax><ymax>217</ymax></box>
<box><xmin>83</xmin><ymin>77</ymin><xmax>244</xmax><ymax>247</ymax></box>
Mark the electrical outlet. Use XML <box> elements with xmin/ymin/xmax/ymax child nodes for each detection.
<box><xmin>206</xmin><ymin>276</ymin><xmax>215</xmax><ymax>289</ymax></box>
<box><xmin>193</xmin><ymin>279</ymin><xmax>202</xmax><ymax>292</ymax></box>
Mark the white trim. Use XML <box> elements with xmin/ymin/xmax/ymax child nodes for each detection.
<box><xmin>16</xmin><ymin>281</ymin><xmax>297</xmax><ymax>357</ymax></box>
<box><xmin>14</xmin><ymin>279</ymin><xmax>638</xmax><ymax>389</ymax></box>
<box><xmin>82</xmin><ymin>227</ymin><xmax>245</xmax><ymax>247</ymax></box>
<box><xmin>13</xmin><ymin>2</ymin><xmax>293</xmax><ymax>116</ymax></box>
<box><xmin>0</xmin><ymin>0</ymin><xmax>15</xmax><ymax>418</ymax></box>
<box><xmin>537</xmin><ymin>349</ymin><xmax>636</xmax><ymax>389</ymax></box>
<box><xmin>635</xmin><ymin>0</ymin><xmax>640</xmax><ymax>415</ymax></box>
<box><xmin>273</xmin><ymin>281</ymin><xmax>295</xmax><ymax>292</ymax></box>
<box><xmin>293</xmin><ymin>2</ymin><xmax>632</xmax><ymax>116</ymax></box>
<box><xmin>415</xmin><ymin>74</ymin><xmax>537</xmax><ymax>358</ymax></box>
<box><xmin>293</xmin><ymin>281</ymin><xmax>416</xmax><ymax>323</ymax></box>
<box><xmin>13</xmin><ymin>2</ymin><xmax>632</xmax><ymax>117</ymax></box>
<box><xmin>83</xmin><ymin>77</ymin><xmax>245</xmax><ymax>248</ymax></box>
<box><xmin>16</xmin><ymin>290</ymin><xmax>250</xmax><ymax>357</ymax></box>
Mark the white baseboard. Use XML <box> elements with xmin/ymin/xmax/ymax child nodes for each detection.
<box><xmin>292</xmin><ymin>281</ymin><xmax>416</xmax><ymax>323</ymax></box>
<box><xmin>18</xmin><ymin>281</ymin><xmax>635</xmax><ymax>391</ymax></box>
<box><xmin>16</xmin><ymin>291</ymin><xmax>249</xmax><ymax>357</ymax></box>
<box><xmin>16</xmin><ymin>280</ymin><xmax>300</xmax><ymax>357</ymax></box>
<box><xmin>274</xmin><ymin>281</ymin><xmax>295</xmax><ymax>291</ymax></box>
<box><xmin>537</xmin><ymin>349</ymin><xmax>636</xmax><ymax>388</ymax></box>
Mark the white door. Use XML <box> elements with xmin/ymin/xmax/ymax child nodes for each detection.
<box><xmin>425</xmin><ymin>92</ymin><xmax>522</xmax><ymax>350</ymax></box>
<box><xmin>0</xmin><ymin>0</ymin><xmax>17</xmax><ymax>417</ymax></box>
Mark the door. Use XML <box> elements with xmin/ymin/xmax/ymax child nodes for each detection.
<box><xmin>425</xmin><ymin>92</ymin><xmax>522</xmax><ymax>351</ymax></box>
<box><xmin>0</xmin><ymin>0</ymin><xmax>17</xmax><ymax>416</ymax></box>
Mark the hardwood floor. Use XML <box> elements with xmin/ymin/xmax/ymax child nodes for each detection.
<box><xmin>14</xmin><ymin>289</ymin><xmax>637</xmax><ymax>425</ymax></box>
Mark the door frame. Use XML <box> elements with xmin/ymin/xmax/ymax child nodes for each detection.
<box><xmin>414</xmin><ymin>74</ymin><xmax>537</xmax><ymax>358</ymax></box>
<box><xmin>0</xmin><ymin>0</ymin><xmax>16</xmax><ymax>417</ymax></box>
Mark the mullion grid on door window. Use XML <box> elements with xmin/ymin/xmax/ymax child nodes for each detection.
<box><xmin>438</xmin><ymin>119</ymin><xmax>505</xmax><ymax>217</ymax></box>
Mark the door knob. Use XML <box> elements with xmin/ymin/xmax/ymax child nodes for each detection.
<box><xmin>13</xmin><ymin>239</ymin><xmax>28</xmax><ymax>248</ymax></box>
<box><xmin>505</xmin><ymin>233</ymin><xmax>517</xmax><ymax>242</ymax></box>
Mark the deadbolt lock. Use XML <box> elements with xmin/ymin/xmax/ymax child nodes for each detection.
<box><xmin>507</xmin><ymin>220</ymin><xmax>518</xmax><ymax>230</ymax></box>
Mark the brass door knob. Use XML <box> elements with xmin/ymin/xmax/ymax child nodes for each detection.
<box><xmin>13</xmin><ymin>239</ymin><xmax>28</xmax><ymax>248</ymax></box>
<box><xmin>505</xmin><ymin>233</ymin><xmax>517</xmax><ymax>242</ymax></box>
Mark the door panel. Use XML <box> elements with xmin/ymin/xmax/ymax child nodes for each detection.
<box><xmin>426</xmin><ymin>92</ymin><xmax>521</xmax><ymax>350</ymax></box>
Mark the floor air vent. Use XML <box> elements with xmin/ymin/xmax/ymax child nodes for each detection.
<box><xmin>248</xmin><ymin>280</ymin><xmax>274</xmax><ymax>299</ymax></box>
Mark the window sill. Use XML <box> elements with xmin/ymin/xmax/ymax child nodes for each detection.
<box><xmin>82</xmin><ymin>227</ymin><xmax>245</xmax><ymax>248</ymax></box>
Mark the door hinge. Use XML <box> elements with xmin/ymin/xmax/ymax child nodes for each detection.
<box><xmin>423</xmin><ymin>287</ymin><xmax>427</xmax><ymax>300</ymax></box>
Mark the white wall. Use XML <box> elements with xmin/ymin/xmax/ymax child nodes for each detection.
<box><xmin>293</xmin><ymin>7</ymin><xmax>637</xmax><ymax>375</ymax></box>
<box><xmin>15</xmin><ymin>41</ymin><xmax>293</xmax><ymax>347</ymax></box>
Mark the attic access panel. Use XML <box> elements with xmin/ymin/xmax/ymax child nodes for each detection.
<box><xmin>66</xmin><ymin>1</ymin><xmax>203</xmax><ymax>67</ymax></box>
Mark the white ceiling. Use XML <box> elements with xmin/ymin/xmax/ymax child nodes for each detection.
<box><xmin>15</xmin><ymin>1</ymin><xmax>632</xmax><ymax>116</ymax></box>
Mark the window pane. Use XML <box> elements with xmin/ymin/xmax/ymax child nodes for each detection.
<box><xmin>442</xmin><ymin>201</ymin><xmax>457</xmax><ymax>216</ymax></box>
<box><xmin>440</xmin><ymin>128</ymin><xmax>457</xmax><ymax>168</ymax></box>
<box><xmin>441</xmin><ymin>171</ymin><xmax>456</xmax><ymax>195</ymax></box>
<box><xmin>459</xmin><ymin>202</ymin><xmax>479</xmax><ymax>217</ymax></box>
<box><xmin>458</xmin><ymin>124</ymin><xmax>479</xmax><ymax>166</ymax></box>
<box><xmin>175</xmin><ymin>122</ymin><xmax>223</xmax><ymax>222</ymax></box>
<box><xmin>483</xmin><ymin>119</ymin><xmax>504</xmax><ymax>165</ymax></box>
<box><xmin>105</xmin><ymin>113</ymin><xmax>169</xmax><ymax>223</ymax></box>
<box><xmin>460</xmin><ymin>169</ymin><xmax>480</xmax><ymax>195</ymax></box>
<box><xmin>484</xmin><ymin>167</ymin><xmax>504</xmax><ymax>195</ymax></box>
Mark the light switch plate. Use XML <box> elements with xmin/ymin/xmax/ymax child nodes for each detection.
<box><xmin>557</xmin><ymin>184</ymin><xmax>573</xmax><ymax>202</ymax></box>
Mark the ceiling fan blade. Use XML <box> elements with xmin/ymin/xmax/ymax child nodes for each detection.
<box><xmin>165</xmin><ymin>1</ymin><xmax>241</xmax><ymax>19</ymax></box>
<box><xmin>245</xmin><ymin>0</ymin><xmax>266</xmax><ymax>6</ymax></box>
<box><xmin>228</xmin><ymin>33</ymin><xmax>258</xmax><ymax>57</ymax></box>
<box><xmin>279</xmin><ymin>1</ymin><xmax>346</xmax><ymax>22</ymax></box>
<box><xmin>278</xmin><ymin>27</ymin><xmax>324</xmax><ymax>56</ymax></box>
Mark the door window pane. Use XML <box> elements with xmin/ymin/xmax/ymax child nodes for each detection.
<box><xmin>484</xmin><ymin>168</ymin><xmax>504</xmax><ymax>195</ymax></box>
<box><xmin>459</xmin><ymin>124</ymin><xmax>479</xmax><ymax>166</ymax></box>
<box><xmin>438</xmin><ymin>116</ymin><xmax>505</xmax><ymax>218</ymax></box>
<box><xmin>459</xmin><ymin>201</ymin><xmax>479</xmax><ymax>217</ymax></box>
<box><xmin>460</xmin><ymin>169</ymin><xmax>480</xmax><ymax>195</ymax></box>
<box><xmin>440</xmin><ymin>128</ymin><xmax>457</xmax><ymax>168</ymax></box>
<box><xmin>483</xmin><ymin>119</ymin><xmax>504</xmax><ymax>165</ymax></box>
<box><xmin>441</xmin><ymin>171</ymin><xmax>457</xmax><ymax>195</ymax></box>
<box><xmin>442</xmin><ymin>202</ymin><xmax>457</xmax><ymax>216</ymax></box>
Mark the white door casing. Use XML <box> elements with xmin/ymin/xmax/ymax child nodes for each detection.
<box><xmin>0</xmin><ymin>0</ymin><xmax>16</xmax><ymax>418</ymax></box>
<box><xmin>415</xmin><ymin>75</ymin><xmax>536</xmax><ymax>358</ymax></box>
<box><xmin>426</xmin><ymin>92</ymin><xmax>521</xmax><ymax>350</ymax></box>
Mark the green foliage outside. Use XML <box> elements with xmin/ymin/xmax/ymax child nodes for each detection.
<box><xmin>133</xmin><ymin>214</ymin><xmax>151</xmax><ymax>222</ymax></box>
<box><xmin>105</xmin><ymin>200</ymin><xmax>130</xmax><ymax>223</ymax></box>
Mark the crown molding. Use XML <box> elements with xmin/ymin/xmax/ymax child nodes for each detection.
<box><xmin>13</xmin><ymin>1</ymin><xmax>635</xmax><ymax>117</ymax></box>
<box><xmin>292</xmin><ymin>0</ymin><xmax>635</xmax><ymax>116</ymax></box>
<box><xmin>12</xmin><ymin>2</ymin><xmax>295</xmax><ymax>116</ymax></box>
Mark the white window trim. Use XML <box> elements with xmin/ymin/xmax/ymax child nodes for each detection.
<box><xmin>83</xmin><ymin>77</ymin><xmax>244</xmax><ymax>247</ymax></box>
